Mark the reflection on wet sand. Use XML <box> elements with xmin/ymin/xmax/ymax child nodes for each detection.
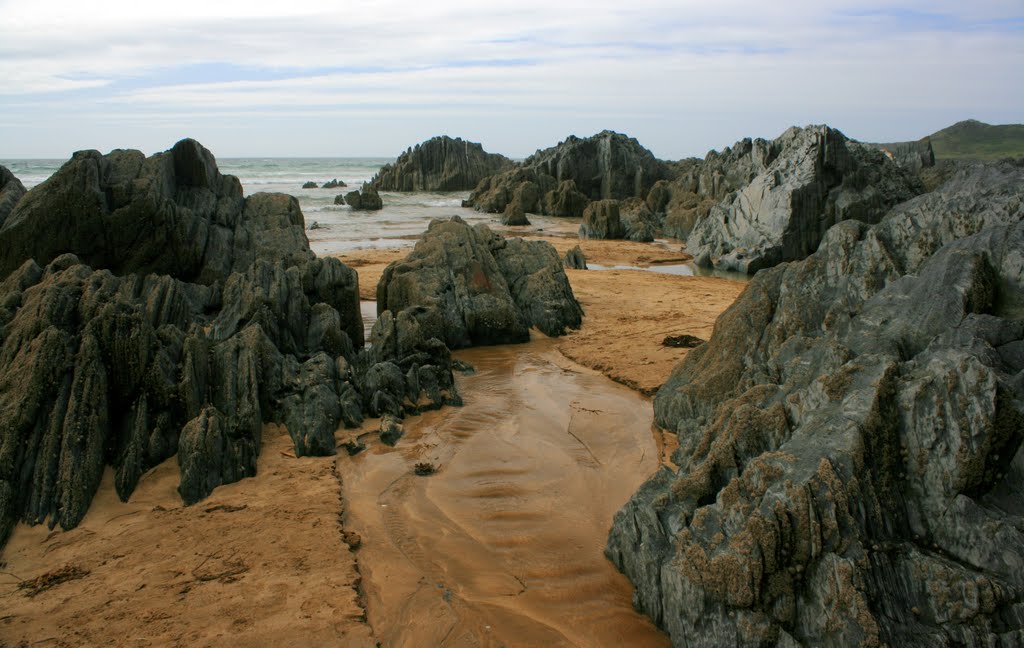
<box><xmin>341</xmin><ymin>339</ymin><xmax>671</xmax><ymax>647</ymax></box>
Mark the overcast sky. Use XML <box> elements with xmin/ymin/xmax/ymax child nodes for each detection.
<box><xmin>1</xmin><ymin>0</ymin><xmax>1021</xmax><ymax>160</ymax></box>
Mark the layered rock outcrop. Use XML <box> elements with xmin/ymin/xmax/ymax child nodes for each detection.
<box><xmin>869</xmin><ymin>138</ymin><xmax>937</xmax><ymax>173</ymax></box>
<box><xmin>0</xmin><ymin>166</ymin><xmax>26</xmax><ymax>228</ymax></box>
<box><xmin>607</xmin><ymin>160</ymin><xmax>1024</xmax><ymax>646</ymax></box>
<box><xmin>464</xmin><ymin>130</ymin><xmax>669</xmax><ymax>215</ymax></box>
<box><xmin>371</xmin><ymin>136</ymin><xmax>513</xmax><ymax>192</ymax></box>
<box><xmin>376</xmin><ymin>216</ymin><xmax>583</xmax><ymax>349</ymax></box>
<box><xmin>686</xmin><ymin>125</ymin><xmax>924</xmax><ymax>274</ymax></box>
<box><xmin>0</xmin><ymin>140</ymin><xmax>458</xmax><ymax>548</ymax></box>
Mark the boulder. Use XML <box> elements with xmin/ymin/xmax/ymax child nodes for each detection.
<box><xmin>371</xmin><ymin>136</ymin><xmax>513</xmax><ymax>192</ymax></box>
<box><xmin>563</xmin><ymin>245</ymin><xmax>587</xmax><ymax>270</ymax></box>
<box><xmin>579</xmin><ymin>200</ymin><xmax>625</xmax><ymax>239</ymax></box>
<box><xmin>345</xmin><ymin>184</ymin><xmax>383</xmax><ymax>211</ymax></box>
<box><xmin>686</xmin><ymin>125</ymin><xmax>925</xmax><ymax>274</ymax></box>
<box><xmin>302</xmin><ymin>181</ymin><xmax>318</xmax><ymax>189</ymax></box>
<box><xmin>0</xmin><ymin>166</ymin><xmax>26</xmax><ymax>228</ymax></box>
<box><xmin>322</xmin><ymin>179</ymin><xmax>346</xmax><ymax>189</ymax></box>
<box><xmin>376</xmin><ymin>216</ymin><xmax>582</xmax><ymax>349</ymax></box>
<box><xmin>501</xmin><ymin>202</ymin><xmax>530</xmax><ymax>226</ymax></box>
<box><xmin>333</xmin><ymin>194</ymin><xmax>346</xmax><ymax>205</ymax></box>
<box><xmin>0</xmin><ymin>139</ymin><xmax>460</xmax><ymax>549</ymax></box>
<box><xmin>607</xmin><ymin>160</ymin><xmax>1024</xmax><ymax>647</ymax></box>
<box><xmin>543</xmin><ymin>179</ymin><xmax>590</xmax><ymax>217</ymax></box>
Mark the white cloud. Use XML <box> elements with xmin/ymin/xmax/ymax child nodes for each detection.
<box><xmin>0</xmin><ymin>0</ymin><xmax>1021</xmax><ymax>157</ymax></box>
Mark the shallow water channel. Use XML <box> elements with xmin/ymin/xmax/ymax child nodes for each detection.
<box><xmin>340</xmin><ymin>339</ymin><xmax>671</xmax><ymax>647</ymax></box>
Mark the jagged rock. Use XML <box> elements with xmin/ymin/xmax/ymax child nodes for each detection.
<box><xmin>620</xmin><ymin>199</ymin><xmax>658</xmax><ymax>242</ymax></box>
<box><xmin>371</xmin><ymin>136</ymin><xmax>513</xmax><ymax>192</ymax></box>
<box><xmin>302</xmin><ymin>181</ymin><xmax>318</xmax><ymax>189</ymax></box>
<box><xmin>608</xmin><ymin>160</ymin><xmax>1024</xmax><ymax>647</ymax></box>
<box><xmin>0</xmin><ymin>139</ymin><xmax>460</xmax><ymax>549</ymax></box>
<box><xmin>579</xmin><ymin>200</ymin><xmax>625</xmax><ymax>239</ymax></box>
<box><xmin>501</xmin><ymin>201</ymin><xmax>530</xmax><ymax>226</ymax></box>
<box><xmin>525</xmin><ymin>130</ymin><xmax>669</xmax><ymax>201</ymax></box>
<box><xmin>345</xmin><ymin>184</ymin><xmax>383</xmax><ymax>211</ymax></box>
<box><xmin>544</xmin><ymin>179</ymin><xmax>590</xmax><ymax>217</ymax></box>
<box><xmin>466</xmin><ymin>168</ymin><xmax>556</xmax><ymax>214</ymax></box>
<box><xmin>0</xmin><ymin>139</ymin><xmax>315</xmax><ymax>283</ymax></box>
<box><xmin>655</xmin><ymin>138</ymin><xmax>779</xmax><ymax>239</ymax></box>
<box><xmin>322</xmin><ymin>179</ymin><xmax>346</xmax><ymax>189</ymax></box>
<box><xmin>869</xmin><ymin>138</ymin><xmax>936</xmax><ymax>173</ymax></box>
<box><xmin>0</xmin><ymin>166</ymin><xmax>26</xmax><ymax>228</ymax></box>
<box><xmin>686</xmin><ymin>125</ymin><xmax>925</xmax><ymax>274</ymax></box>
<box><xmin>333</xmin><ymin>194</ymin><xmax>346</xmax><ymax>205</ymax></box>
<box><xmin>563</xmin><ymin>245</ymin><xmax>587</xmax><ymax>270</ymax></box>
<box><xmin>377</xmin><ymin>216</ymin><xmax>582</xmax><ymax>349</ymax></box>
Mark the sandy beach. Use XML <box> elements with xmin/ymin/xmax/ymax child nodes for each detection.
<box><xmin>1</xmin><ymin>229</ymin><xmax>745</xmax><ymax>647</ymax></box>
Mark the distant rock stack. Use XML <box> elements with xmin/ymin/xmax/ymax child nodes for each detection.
<box><xmin>371</xmin><ymin>136</ymin><xmax>513</xmax><ymax>192</ymax></box>
<box><xmin>464</xmin><ymin>130</ymin><xmax>670</xmax><ymax>216</ymax></box>
<box><xmin>608</xmin><ymin>159</ymin><xmax>1024</xmax><ymax>647</ymax></box>
<box><xmin>0</xmin><ymin>139</ymin><xmax>460</xmax><ymax>549</ymax></box>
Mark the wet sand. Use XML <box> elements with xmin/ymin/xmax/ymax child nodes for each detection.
<box><xmin>1</xmin><ymin>229</ymin><xmax>744</xmax><ymax>647</ymax></box>
<box><xmin>341</xmin><ymin>341</ymin><xmax>669</xmax><ymax>647</ymax></box>
<box><xmin>0</xmin><ymin>426</ymin><xmax>374</xmax><ymax>647</ymax></box>
<box><xmin>338</xmin><ymin>236</ymin><xmax>746</xmax><ymax>395</ymax></box>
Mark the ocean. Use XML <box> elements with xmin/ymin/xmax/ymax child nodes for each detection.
<box><xmin>0</xmin><ymin>157</ymin><xmax>532</xmax><ymax>256</ymax></box>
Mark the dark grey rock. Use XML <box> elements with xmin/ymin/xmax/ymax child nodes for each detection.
<box><xmin>345</xmin><ymin>184</ymin><xmax>383</xmax><ymax>211</ymax></box>
<box><xmin>377</xmin><ymin>216</ymin><xmax>582</xmax><ymax>349</ymax></box>
<box><xmin>525</xmin><ymin>130</ymin><xmax>670</xmax><ymax>201</ymax></box>
<box><xmin>544</xmin><ymin>179</ymin><xmax>590</xmax><ymax>217</ymax></box>
<box><xmin>322</xmin><ymin>179</ymin><xmax>346</xmax><ymax>189</ymax></box>
<box><xmin>371</xmin><ymin>136</ymin><xmax>513</xmax><ymax>192</ymax></box>
<box><xmin>302</xmin><ymin>181</ymin><xmax>318</xmax><ymax>188</ymax></box>
<box><xmin>333</xmin><ymin>194</ymin><xmax>346</xmax><ymax>205</ymax></box>
<box><xmin>0</xmin><ymin>139</ymin><xmax>460</xmax><ymax>550</ymax></box>
<box><xmin>378</xmin><ymin>414</ymin><xmax>404</xmax><ymax>446</ymax></box>
<box><xmin>466</xmin><ymin>168</ymin><xmax>556</xmax><ymax>214</ymax></box>
<box><xmin>563</xmin><ymin>245</ymin><xmax>587</xmax><ymax>270</ymax></box>
<box><xmin>501</xmin><ymin>201</ymin><xmax>530</xmax><ymax>226</ymax></box>
<box><xmin>0</xmin><ymin>166</ymin><xmax>26</xmax><ymax>228</ymax></box>
<box><xmin>686</xmin><ymin>125</ymin><xmax>925</xmax><ymax>274</ymax></box>
<box><xmin>608</xmin><ymin>160</ymin><xmax>1024</xmax><ymax>647</ymax></box>
<box><xmin>579</xmin><ymin>200</ymin><xmax>625</xmax><ymax>239</ymax></box>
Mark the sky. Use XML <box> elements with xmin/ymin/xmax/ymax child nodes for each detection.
<box><xmin>0</xmin><ymin>0</ymin><xmax>1022</xmax><ymax>160</ymax></box>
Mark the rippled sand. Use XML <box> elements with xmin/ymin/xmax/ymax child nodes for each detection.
<box><xmin>342</xmin><ymin>340</ymin><xmax>670</xmax><ymax>647</ymax></box>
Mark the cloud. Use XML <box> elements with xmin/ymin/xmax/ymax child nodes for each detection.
<box><xmin>0</xmin><ymin>0</ymin><xmax>1021</xmax><ymax>158</ymax></box>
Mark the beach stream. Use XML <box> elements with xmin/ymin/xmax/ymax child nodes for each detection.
<box><xmin>340</xmin><ymin>339</ymin><xmax>670</xmax><ymax>647</ymax></box>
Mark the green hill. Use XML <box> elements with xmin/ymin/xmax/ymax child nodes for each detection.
<box><xmin>928</xmin><ymin>119</ymin><xmax>1024</xmax><ymax>160</ymax></box>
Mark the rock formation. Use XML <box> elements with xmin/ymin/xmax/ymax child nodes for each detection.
<box><xmin>322</xmin><ymin>179</ymin><xmax>346</xmax><ymax>189</ymax></box>
<box><xmin>465</xmin><ymin>168</ymin><xmax>556</xmax><ymax>215</ymax></box>
<box><xmin>579</xmin><ymin>200</ymin><xmax>625</xmax><ymax>240</ymax></box>
<box><xmin>544</xmin><ymin>179</ymin><xmax>590</xmax><ymax>217</ymax></box>
<box><xmin>464</xmin><ymin>131</ymin><xmax>668</xmax><ymax>214</ymax></box>
<box><xmin>563</xmin><ymin>245</ymin><xmax>587</xmax><ymax>270</ymax></box>
<box><xmin>607</xmin><ymin>160</ymin><xmax>1024</xmax><ymax>646</ymax></box>
<box><xmin>0</xmin><ymin>166</ymin><xmax>26</xmax><ymax>228</ymax></box>
<box><xmin>376</xmin><ymin>216</ymin><xmax>583</xmax><ymax>349</ymax></box>
<box><xmin>524</xmin><ymin>130</ymin><xmax>669</xmax><ymax>201</ymax></box>
<box><xmin>869</xmin><ymin>138</ymin><xmax>937</xmax><ymax>173</ymax></box>
<box><xmin>686</xmin><ymin>125</ymin><xmax>924</xmax><ymax>274</ymax></box>
<box><xmin>0</xmin><ymin>139</ymin><xmax>458</xmax><ymax>549</ymax></box>
<box><xmin>371</xmin><ymin>136</ymin><xmax>513</xmax><ymax>192</ymax></box>
<box><xmin>345</xmin><ymin>184</ymin><xmax>383</xmax><ymax>211</ymax></box>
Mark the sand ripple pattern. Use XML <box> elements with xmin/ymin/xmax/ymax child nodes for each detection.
<box><xmin>341</xmin><ymin>339</ymin><xmax>670</xmax><ymax>647</ymax></box>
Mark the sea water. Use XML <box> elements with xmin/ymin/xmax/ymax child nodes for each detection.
<box><xmin>0</xmin><ymin>157</ymin><xmax>527</xmax><ymax>255</ymax></box>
